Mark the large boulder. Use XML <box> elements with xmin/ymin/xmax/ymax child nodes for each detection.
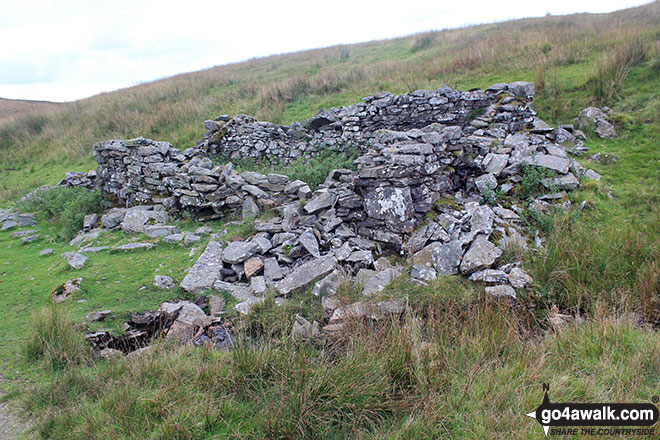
<box><xmin>121</xmin><ymin>210</ymin><xmax>168</xmax><ymax>234</ymax></box>
<box><xmin>62</xmin><ymin>252</ymin><xmax>87</xmax><ymax>269</ymax></box>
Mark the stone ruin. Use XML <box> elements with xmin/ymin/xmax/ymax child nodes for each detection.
<box><xmin>38</xmin><ymin>81</ymin><xmax>606</xmax><ymax>353</ymax></box>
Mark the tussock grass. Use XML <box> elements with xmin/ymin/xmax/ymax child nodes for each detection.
<box><xmin>529</xmin><ymin>209</ymin><xmax>660</xmax><ymax>321</ymax></box>
<box><xmin>22</xmin><ymin>290</ymin><xmax>660</xmax><ymax>439</ymax></box>
<box><xmin>24</xmin><ymin>306</ymin><xmax>90</xmax><ymax>371</ymax></box>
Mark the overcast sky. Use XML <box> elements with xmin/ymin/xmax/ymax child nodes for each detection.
<box><xmin>0</xmin><ymin>0</ymin><xmax>649</xmax><ymax>102</ymax></box>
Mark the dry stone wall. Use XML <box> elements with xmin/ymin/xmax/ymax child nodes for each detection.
<box><xmin>91</xmin><ymin>81</ymin><xmax>592</xmax><ymax>256</ymax></box>
<box><xmin>201</xmin><ymin>82</ymin><xmax>536</xmax><ymax>164</ymax></box>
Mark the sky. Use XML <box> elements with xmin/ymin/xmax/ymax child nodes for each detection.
<box><xmin>0</xmin><ymin>0</ymin><xmax>650</xmax><ymax>102</ymax></box>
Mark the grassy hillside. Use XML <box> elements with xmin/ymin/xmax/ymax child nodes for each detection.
<box><xmin>0</xmin><ymin>3</ymin><xmax>659</xmax><ymax>439</ymax></box>
<box><xmin>0</xmin><ymin>98</ymin><xmax>60</xmax><ymax>122</ymax></box>
<box><xmin>1</xmin><ymin>1</ymin><xmax>659</xmax><ymax>201</ymax></box>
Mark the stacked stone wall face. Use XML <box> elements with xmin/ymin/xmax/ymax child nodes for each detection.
<box><xmin>201</xmin><ymin>82</ymin><xmax>535</xmax><ymax>164</ymax></box>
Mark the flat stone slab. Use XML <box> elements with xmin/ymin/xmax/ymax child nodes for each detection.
<box><xmin>145</xmin><ymin>225</ymin><xmax>180</xmax><ymax>238</ymax></box>
<box><xmin>180</xmin><ymin>241</ymin><xmax>224</xmax><ymax>294</ymax></box>
<box><xmin>222</xmin><ymin>241</ymin><xmax>259</xmax><ymax>264</ymax></box>
<box><xmin>20</xmin><ymin>234</ymin><xmax>41</xmax><ymax>244</ymax></box>
<box><xmin>113</xmin><ymin>242</ymin><xmax>155</xmax><ymax>251</ymax></box>
<box><xmin>163</xmin><ymin>233</ymin><xmax>184</xmax><ymax>243</ymax></box>
<box><xmin>80</xmin><ymin>246</ymin><xmax>110</xmax><ymax>254</ymax></box>
<box><xmin>10</xmin><ymin>229</ymin><xmax>37</xmax><ymax>238</ymax></box>
<box><xmin>304</xmin><ymin>192</ymin><xmax>337</xmax><ymax>214</ymax></box>
<box><xmin>533</xmin><ymin>154</ymin><xmax>570</xmax><ymax>174</ymax></box>
<box><xmin>276</xmin><ymin>255</ymin><xmax>337</xmax><ymax>296</ymax></box>
<box><xmin>62</xmin><ymin>252</ymin><xmax>87</xmax><ymax>269</ymax></box>
<box><xmin>362</xmin><ymin>266</ymin><xmax>403</xmax><ymax>296</ymax></box>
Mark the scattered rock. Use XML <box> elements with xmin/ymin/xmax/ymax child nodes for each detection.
<box><xmin>577</xmin><ymin>107</ymin><xmax>616</xmax><ymax>138</ymax></box>
<box><xmin>410</xmin><ymin>264</ymin><xmax>437</xmax><ymax>282</ymax></box>
<box><xmin>20</xmin><ymin>234</ymin><xmax>41</xmax><ymax>244</ymax></box>
<box><xmin>222</xmin><ymin>241</ymin><xmax>259</xmax><ymax>264</ymax></box>
<box><xmin>485</xmin><ymin>284</ymin><xmax>516</xmax><ymax>299</ymax></box>
<box><xmin>291</xmin><ymin>314</ymin><xmax>320</xmax><ymax>342</ymax></box>
<box><xmin>432</xmin><ymin>241</ymin><xmax>464</xmax><ymax>276</ymax></box>
<box><xmin>276</xmin><ymin>255</ymin><xmax>337</xmax><ymax>296</ymax></box>
<box><xmin>507</xmin><ymin>267</ymin><xmax>533</xmax><ymax>289</ymax></box>
<box><xmin>460</xmin><ymin>235</ymin><xmax>502</xmax><ymax>275</ymax></box>
<box><xmin>113</xmin><ymin>242</ymin><xmax>155</xmax><ymax>251</ymax></box>
<box><xmin>208</xmin><ymin>294</ymin><xmax>226</xmax><ymax>316</ymax></box>
<box><xmin>51</xmin><ymin>277</ymin><xmax>83</xmax><ymax>303</ymax></box>
<box><xmin>145</xmin><ymin>225</ymin><xmax>180</xmax><ymax>238</ymax></box>
<box><xmin>362</xmin><ymin>266</ymin><xmax>403</xmax><ymax>296</ymax></box>
<box><xmin>244</xmin><ymin>256</ymin><xmax>264</xmax><ymax>278</ymax></box>
<box><xmin>62</xmin><ymin>252</ymin><xmax>87</xmax><ymax>269</ymax></box>
<box><xmin>86</xmin><ymin>310</ymin><xmax>112</xmax><ymax>322</ymax></box>
<box><xmin>153</xmin><ymin>275</ymin><xmax>175</xmax><ymax>289</ymax></box>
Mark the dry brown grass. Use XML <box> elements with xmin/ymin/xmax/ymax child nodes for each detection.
<box><xmin>0</xmin><ymin>98</ymin><xmax>59</xmax><ymax>122</ymax></box>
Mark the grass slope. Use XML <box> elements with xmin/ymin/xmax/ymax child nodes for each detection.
<box><xmin>0</xmin><ymin>2</ymin><xmax>659</xmax><ymax>439</ymax></box>
<box><xmin>0</xmin><ymin>98</ymin><xmax>60</xmax><ymax>122</ymax></box>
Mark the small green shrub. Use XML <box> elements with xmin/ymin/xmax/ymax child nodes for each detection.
<box><xmin>24</xmin><ymin>306</ymin><xmax>90</xmax><ymax>370</ymax></box>
<box><xmin>516</xmin><ymin>164</ymin><xmax>556</xmax><ymax>200</ymax></box>
<box><xmin>18</xmin><ymin>186</ymin><xmax>105</xmax><ymax>240</ymax></box>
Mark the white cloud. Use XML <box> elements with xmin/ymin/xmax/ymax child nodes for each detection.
<box><xmin>0</xmin><ymin>0</ymin><xmax>650</xmax><ymax>101</ymax></box>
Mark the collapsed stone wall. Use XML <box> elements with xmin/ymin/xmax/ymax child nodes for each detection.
<box><xmin>200</xmin><ymin>81</ymin><xmax>536</xmax><ymax>164</ymax></box>
<box><xmin>92</xmin><ymin>81</ymin><xmax>593</xmax><ymax>255</ymax></box>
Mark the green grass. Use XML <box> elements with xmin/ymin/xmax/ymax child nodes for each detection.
<box><xmin>216</xmin><ymin>143</ymin><xmax>361</xmax><ymax>190</ymax></box>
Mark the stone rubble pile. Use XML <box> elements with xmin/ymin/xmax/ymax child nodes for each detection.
<box><xmin>4</xmin><ymin>82</ymin><xmax>611</xmax><ymax>350</ymax></box>
<box><xmin>576</xmin><ymin>106</ymin><xmax>617</xmax><ymax>139</ymax></box>
<box><xmin>86</xmin><ymin>298</ymin><xmax>235</xmax><ymax>357</ymax></box>
<box><xmin>59</xmin><ymin>170</ymin><xmax>97</xmax><ymax>189</ymax></box>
